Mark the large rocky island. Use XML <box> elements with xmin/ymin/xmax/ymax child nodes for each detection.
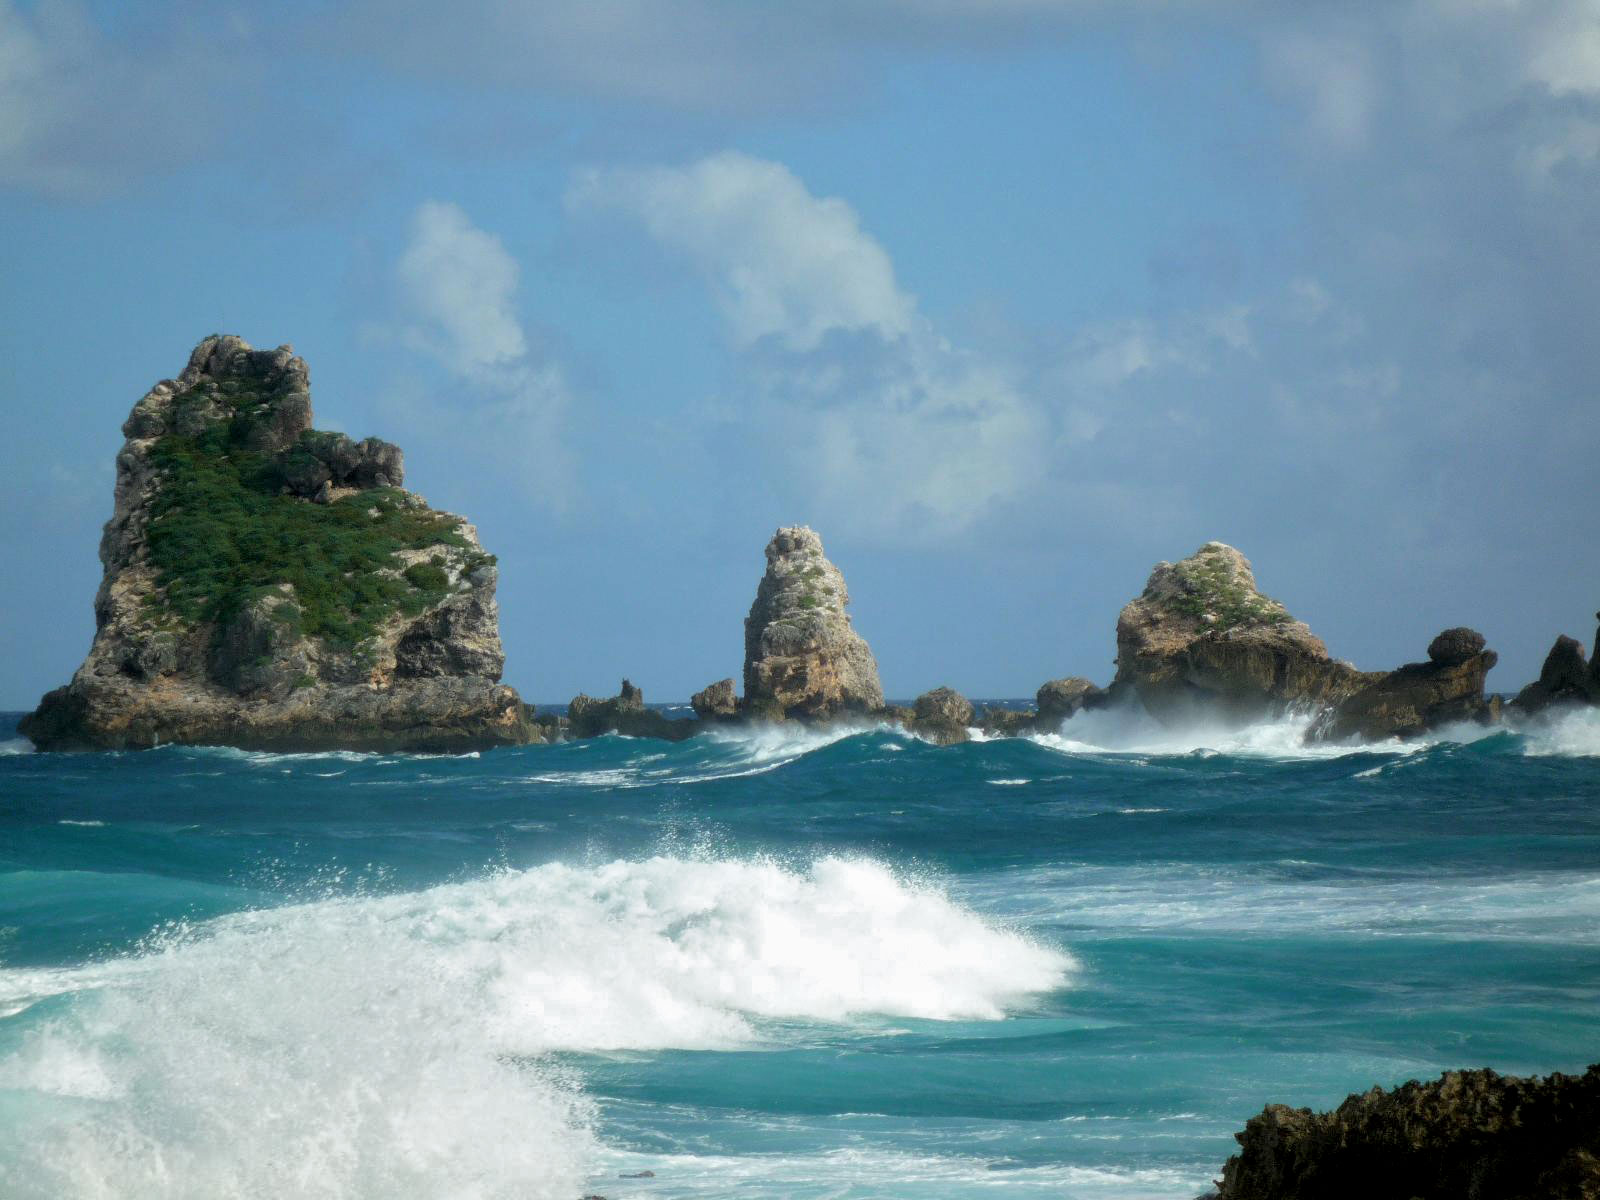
<box><xmin>21</xmin><ymin>335</ymin><xmax>530</xmax><ymax>752</ymax></box>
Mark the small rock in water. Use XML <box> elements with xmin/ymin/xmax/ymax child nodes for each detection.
<box><xmin>619</xmin><ymin>1169</ymin><xmax>655</xmax><ymax>1177</ymax></box>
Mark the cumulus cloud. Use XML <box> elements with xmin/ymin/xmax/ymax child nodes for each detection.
<box><xmin>571</xmin><ymin>152</ymin><xmax>1050</xmax><ymax>536</ymax></box>
<box><xmin>397</xmin><ymin>202</ymin><xmax>530</xmax><ymax>372</ymax></box>
<box><xmin>569</xmin><ymin>153</ymin><xmax>914</xmax><ymax>351</ymax></box>
<box><xmin>387</xmin><ymin>201</ymin><xmax>573</xmax><ymax>506</ymax></box>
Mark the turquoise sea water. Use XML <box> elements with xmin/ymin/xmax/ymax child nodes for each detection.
<box><xmin>2</xmin><ymin>705</ymin><xmax>1598</xmax><ymax>1199</ymax></box>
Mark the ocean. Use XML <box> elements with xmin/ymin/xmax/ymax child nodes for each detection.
<box><xmin>1</xmin><ymin>704</ymin><xmax>1598</xmax><ymax>1199</ymax></box>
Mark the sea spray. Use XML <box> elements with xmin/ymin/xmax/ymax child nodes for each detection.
<box><xmin>0</xmin><ymin>855</ymin><xmax>1070</xmax><ymax>1198</ymax></box>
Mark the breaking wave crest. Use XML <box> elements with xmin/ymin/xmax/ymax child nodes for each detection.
<box><xmin>0</xmin><ymin>855</ymin><xmax>1070</xmax><ymax>1199</ymax></box>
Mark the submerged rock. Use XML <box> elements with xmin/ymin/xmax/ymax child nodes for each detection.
<box><xmin>742</xmin><ymin>526</ymin><xmax>884</xmax><ymax>720</ymax></box>
<box><xmin>21</xmin><ymin>334</ymin><xmax>529</xmax><ymax>752</ymax></box>
<box><xmin>1114</xmin><ymin>542</ymin><xmax>1365</xmax><ymax>726</ymax></box>
<box><xmin>1216</xmin><ymin>1062</ymin><xmax>1600</xmax><ymax>1200</ymax></box>
<box><xmin>1314</xmin><ymin>627</ymin><xmax>1498</xmax><ymax>742</ymax></box>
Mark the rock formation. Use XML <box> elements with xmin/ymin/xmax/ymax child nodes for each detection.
<box><xmin>1313</xmin><ymin>627</ymin><xmax>1499</xmax><ymax>742</ymax></box>
<box><xmin>1037</xmin><ymin>677</ymin><xmax>1105</xmax><ymax>723</ymax></box>
<box><xmin>1215</xmin><ymin>1062</ymin><xmax>1600</xmax><ymax>1200</ymax></box>
<box><xmin>1511</xmin><ymin>616</ymin><xmax>1600</xmax><ymax>717</ymax></box>
<box><xmin>567</xmin><ymin>680</ymin><xmax>694</xmax><ymax>741</ymax></box>
<box><xmin>21</xmin><ymin>334</ymin><xmax>530</xmax><ymax>752</ymax></box>
<box><xmin>908</xmin><ymin>687</ymin><xmax>975</xmax><ymax>745</ymax></box>
<box><xmin>1114</xmin><ymin>542</ymin><xmax>1365</xmax><ymax>726</ymax></box>
<box><xmin>743</xmin><ymin>526</ymin><xmax>884</xmax><ymax>720</ymax></box>
<box><xmin>691</xmin><ymin>678</ymin><xmax>740</xmax><ymax>721</ymax></box>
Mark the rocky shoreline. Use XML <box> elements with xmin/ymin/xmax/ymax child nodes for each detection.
<box><xmin>21</xmin><ymin>335</ymin><xmax>1600</xmax><ymax>753</ymax></box>
<box><xmin>1203</xmin><ymin>1061</ymin><xmax>1600</xmax><ymax>1199</ymax></box>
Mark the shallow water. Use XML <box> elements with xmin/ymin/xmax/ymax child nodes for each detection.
<box><xmin>2</xmin><ymin>705</ymin><xmax>1598</xmax><ymax>1198</ymax></box>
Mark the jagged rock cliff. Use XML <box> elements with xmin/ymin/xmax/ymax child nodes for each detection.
<box><xmin>743</xmin><ymin>526</ymin><xmax>884</xmax><ymax>719</ymax></box>
<box><xmin>21</xmin><ymin>335</ymin><xmax>530</xmax><ymax>752</ymax></box>
<box><xmin>1511</xmin><ymin>617</ymin><xmax>1600</xmax><ymax>717</ymax></box>
<box><xmin>1114</xmin><ymin>542</ymin><xmax>1366</xmax><ymax>725</ymax></box>
<box><xmin>1215</xmin><ymin>1063</ymin><xmax>1600</xmax><ymax>1200</ymax></box>
<box><xmin>1313</xmin><ymin>627</ymin><xmax>1499</xmax><ymax>742</ymax></box>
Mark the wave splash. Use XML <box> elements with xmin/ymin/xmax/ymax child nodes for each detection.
<box><xmin>0</xmin><ymin>855</ymin><xmax>1069</xmax><ymax>1198</ymax></box>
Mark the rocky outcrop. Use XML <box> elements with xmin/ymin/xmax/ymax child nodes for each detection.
<box><xmin>20</xmin><ymin>334</ymin><xmax>531</xmax><ymax>753</ymax></box>
<box><xmin>567</xmin><ymin>680</ymin><xmax>694</xmax><ymax>741</ymax></box>
<box><xmin>1512</xmin><ymin>616</ymin><xmax>1600</xmax><ymax>717</ymax></box>
<box><xmin>1216</xmin><ymin>1062</ymin><xmax>1600</xmax><ymax>1200</ymax></box>
<box><xmin>1313</xmin><ymin>627</ymin><xmax>1498</xmax><ymax>742</ymax></box>
<box><xmin>1114</xmin><ymin>543</ymin><xmax>1367</xmax><ymax>726</ymax></box>
<box><xmin>1037</xmin><ymin>677</ymin><xmax>1105</xmax><ymax>723</ymax></box>
<box><xmin>908</xmin><ymin>687</ymin><xmax>974</xmax><ymax>745</ymax></box>
<box><xmin>743</xmin><ymin>526</ymin><xmax>884</xmax><ymax>720</ymax></box>
<box><xmin>691</xmin><ymin>678</ymin><xmax>740</xmax><ymax>721</ymax></box>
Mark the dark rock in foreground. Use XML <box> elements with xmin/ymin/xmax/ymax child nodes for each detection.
<box><xmin>21</xmin><ymin>334</ymin><xmax>530</xmax><ymax>752</ymax></box>
<box><xmin>1313</xmin><ymin>627</ymin><xmax>1498</xmax><ymax>742</ymax></box>
<box><xmin>743</xmin><ymin>526</ymin><xmax>884</xmax><ymax>720</ymax></box>
<box><xmin>1216</xmin><ymin>1062</ymin><xmax>1600</xmax><ymax>1200</ymax></box>
<box><xmin>1114</xmin><ymin>542</ymin><xmax>1366</xmax><ymax>727</ymax></box>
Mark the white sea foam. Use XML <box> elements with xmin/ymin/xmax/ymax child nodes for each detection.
<box><xmin>0</xmin><ymin>736</ymin><xmax>33</xmax><ymax>755</ymax></box>
<box><xmin>1029</xmin><ymin>705</ymin><xmax>1360</xmax><ymax>759</ymax></box>
<box><xmin>1026</xmin><ymin>703</ymin><xmax>1533</xmax><ymax>760</ymax></box>
<box><xmin>980</xmin><ymin>863</ymin><xmax>1600</xmax><ymax>944</ymax></box>
<box><xmin>0</xmin><ymin>856</ymin><xmax>1069</xmax><ymax>1198</ymax></box>
<box><xmin>1518</xmin><ymin>706</ymin><xmax>1600</xmax><ymax>757</ymax></box>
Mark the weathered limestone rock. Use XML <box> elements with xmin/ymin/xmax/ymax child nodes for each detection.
<box><xmin>743</xmin><ymin>526</ymin><xmax>884</xmax><ymax>720</ymax></box>
<box><xmin>20</xmin><ymin>334</ymin><xmax>530</xmax><ymax>753</ymax></box>
<box><xmin>1314</xmin><ymin>627</ymin><xmax>1498</xmax><ymax>742</ymax></box>
<box><xmin>1114</xmin><ymin>542</ymin><xmax>1366</xmax><ymax>726</ymax></box>
<box><xmin>567</xmin><ymin>680</ymin><xmax>694</xmax><ymax>741</ymax></box>
<box><xmin>1037</xmin><ymin>677</ymin><xmax>1104</xmax><ymax>722</ymax></box>
<box><xmin>1511</xmin><ymin>616</ymin><xmax>1600</xmax><ymax>717</ymax></box>
<box><xmin>1216</xmin><ymin>1063</ymin><xmax>1600</xmax><ymax>1200</ymax></box>
<box><xmin>909</xmin><ymin>687</ymin><xmax>974</xmax><ymax>745</ymax></box>
<box><xmin>691</xmin><ymin>678</ymin><xmax>740</xmax><ymax>721</ymax></box>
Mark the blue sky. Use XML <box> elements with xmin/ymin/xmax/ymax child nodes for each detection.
<box><xmin>3</xmin><ymin>1</ymin><xmax>1599</xmax><ymax>706</ymax></box>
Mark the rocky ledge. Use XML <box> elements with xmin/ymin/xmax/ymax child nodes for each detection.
<box><xmin>21</xmin><ymin>335</ymin><xmax>530</xmax><ymax>753</ymax></box>
<box><xmin>1213</xmin><ymin>1062</ymin><xmax>1600</xmax><ymax>1200</ymax></box>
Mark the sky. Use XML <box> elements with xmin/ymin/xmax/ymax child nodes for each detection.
<box><xmin>2</xmin><ymin>0</ymin><xmax>1599</xmax><ymax>707</ymax></box>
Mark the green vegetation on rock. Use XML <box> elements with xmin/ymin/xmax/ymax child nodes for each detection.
<box><xmin>1166</xmin><ymin>551</ymin><xmax>1290</xmax><ymax>632</ymax></box>
<box><xmin>144</xmin><ymin>424</ymin><xmax>466</xmax><ymax>645</ymax></box>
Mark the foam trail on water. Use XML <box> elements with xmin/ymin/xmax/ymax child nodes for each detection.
<box><xmin>0</xmin><ymin>856</ymin><xmax>1069</xmax><ymax>1198</ymax></box>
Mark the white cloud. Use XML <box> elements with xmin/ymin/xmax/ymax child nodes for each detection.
<box><xmin>388</xmin><ymin>201</ymin><xmax>573</xmax><ymax>507</ymax></box>
<box><xmin>397</xmin><ymin>201</ymin><xmax>529</xmax><ymax>373</ymax></box>
<box><xmin>569</xmin><ymin>152</ymin><xmax>915</xmax><ymax>351</ymax></box>
<box><xmin>573</xmin><ymin>151</ymin><xmax>1049</xmax><ymax>536</ymax></box>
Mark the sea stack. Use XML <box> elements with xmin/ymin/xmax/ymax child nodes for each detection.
<box><xmin>1510</xmin><ymin>615</ymin><xmax>1600</xmax><ymax>717</ymax></box>
<box><xmin>1113</xmin><ymin>541</ymin><xmax>1364</xmax><ymax>725</ymax></box>
<box><xmin>20</xmin><ymin>335</ymin><xmax>530</xmax><ymax>752</ymax></box>
<box><xmin>743</xmin><ymin>526</ymin><xmax>884</xmax><ymax>719</ymax></box>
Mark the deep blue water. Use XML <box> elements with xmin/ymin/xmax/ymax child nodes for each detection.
<box><xmin>2</xmin><ymin>705</ymin><xmax>1598</xmax><ymax>1199</ymax></box>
